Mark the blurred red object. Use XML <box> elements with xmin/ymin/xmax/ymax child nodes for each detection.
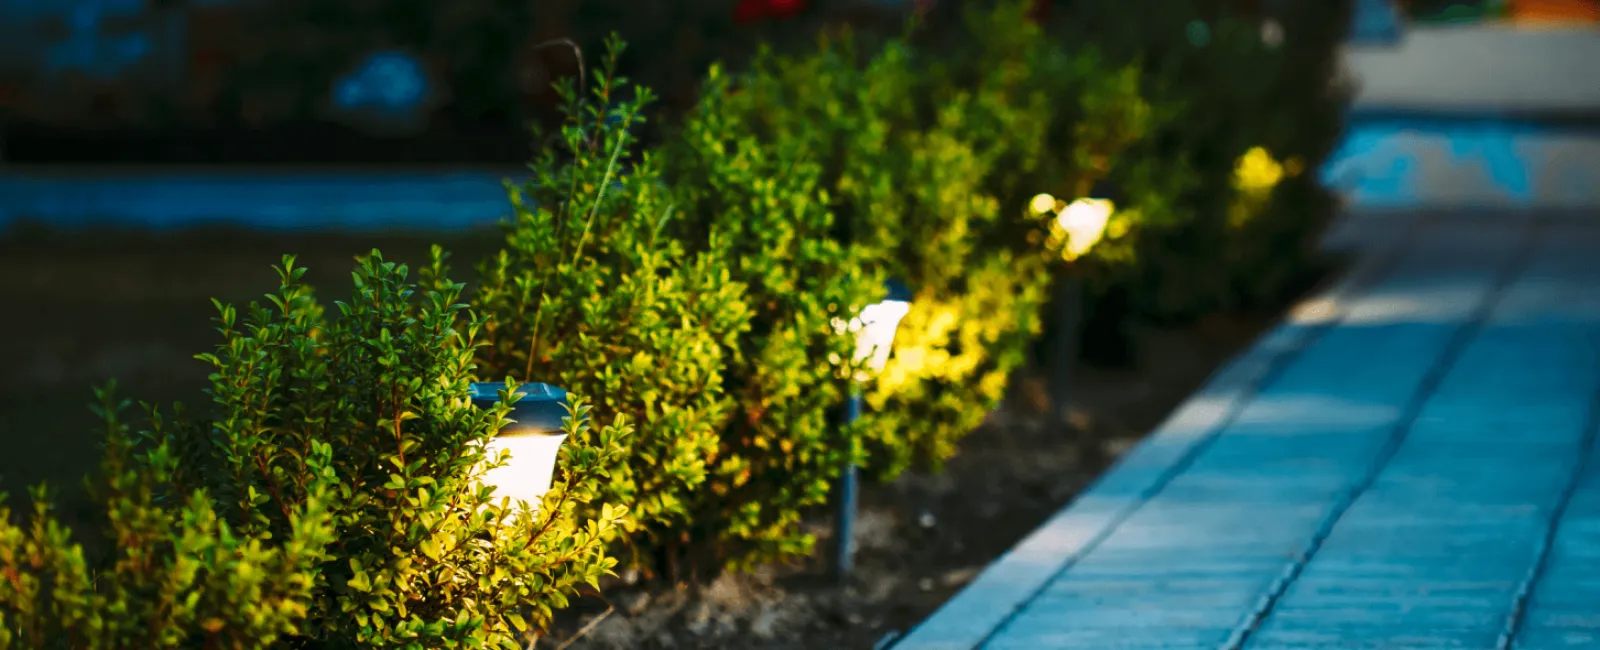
<box><xmin>735</xmin><ymin>0</ymin><xmax>807</xmax><ymax>24</ymax></box>
<box><xmin>1027</xmin><ymin>0</ymin><xmax>1051</xmax><ymax>23</ymax></box>
<box><xmin>1510</xmin><ymin>0</ymin><xmax>1600</xmax><ymax>22</ymax></box>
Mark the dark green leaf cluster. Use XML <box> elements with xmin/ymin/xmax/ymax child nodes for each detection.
<box><xmin>472</xmin><ymin>36</ymin><xmax>753</xmax><ymax>573</ymax></box>
<box><xmin>666</xmin><ymin>60</ymin><xmax>885</xmax><ymax>570</ymax></box>
<box><xmin>0</xmin><ymin>384</ymin><xmax>335</xmax><ymax>649</ymax></box>
<box><xmin>1047</xmin><ymin>0</ymin><xmax>1354</xmax><ymax>321</ymax></box>
<box><xmin>64</xmin><ymin>251</ymin><xmax>631</xmax><ymax>648</ymax></box>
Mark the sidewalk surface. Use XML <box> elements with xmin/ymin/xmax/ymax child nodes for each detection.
<box><xmin>1345</xmin><ymin>24</ymin><xmax>1600</xmax><ymax>113</ymax></box>
<box><xmin>894</xmin><ymin>214</ymin><xmax>1600</xmax><ymax>649</ymax></box>
<box><xmin>1330</xmin><ymin>22</ymin><xmax>1600</xmax><ymax>210</ymax></box>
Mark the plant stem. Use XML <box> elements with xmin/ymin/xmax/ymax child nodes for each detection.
<box><xmin>522</xmin><ymin>134</ymin><xmax>628</xmax><ymax>382</ymax></box>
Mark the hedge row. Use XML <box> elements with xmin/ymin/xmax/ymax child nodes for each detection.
<box><xmin>0</xmin><ymin>2</ymin><xmax>1351</xmax><ymax>646</ymax></box>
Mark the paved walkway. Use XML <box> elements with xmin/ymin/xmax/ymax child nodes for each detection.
<box><xmin>1345</xmin><ymin>24</ymin><xmax>1600</xmax><ymax>115</ymax></box>
<box><xmin>894</xmin><ymin>215</ymin><xmax>1600</xmax><ymax>650</ymax></box>
<box><xmin>1331</xmin><ymin>20</ymin><xmax>1600</xmax><ymax>210</ymax></box>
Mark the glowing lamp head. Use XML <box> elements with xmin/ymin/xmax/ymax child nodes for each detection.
<box><xmin>1056</xmin><ymin>198</ymin><xmax>1115</xmax><ymax>262</ymax></box>
<box><xmin>1029</xmin><ymin>192</ymin><xmax>1060</xmax><ymax>216</ymax></box>
<box><xmin>835</xmin><ymin>280</ymin><xmax>914</xmax><ymax>377</ymax></box>
<box><xmin>469</xmin><ymin>382</ymin><xmax>572</xmax><ymax>510</ymax></box>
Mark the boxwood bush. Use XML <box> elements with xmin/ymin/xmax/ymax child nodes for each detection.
<box><xmin>669</xmin><ymin>1</ymin><xmax>1169</xmax><ymax>478</ymax></box>
<box><xmin>668</xmin><ymin>61</ymin><xmax>884</xmax><ymax>570</ymax></box>
<box><xmin>1</xmin><ymin>385</ymin><xmax>335</xmax><ymax>649</ymax></box>
<box><xmin>5</xmin><ymin>1</ymin><xmax>1357</xmax><ymax>634</ymax></box>
<box><xmin>470</xmin><ymin>37</ymin><xmax>758</xmax><ymax>576</ymax></box>
<box><xmin>136</xmin><ymin>252</ymin><xmax>627</xmax><ymax>647</ymax></box>
<box><xmin>1045</xmin><ymin>0</ymin><xmax>1354</xmax><ymax>325</ymax></box>
<box><xmin>471</xmin><ymin>34</ymin><xmax>883</xmax><ymax>573</ymax></box>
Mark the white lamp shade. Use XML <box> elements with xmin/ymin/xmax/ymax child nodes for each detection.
<box><xmin>469</xmin><ymin>382</ymin><xmax>572</xmax><ymax>512</ymax></box>
<box><xmin>1056</xmin><ymin>198</ymin><xmax>1114</xmax><ymax>261</ymax></box>
<box><xmin>481</xmin><ymin>433</ymin><xmax>569</xmax><ymax>508</ymax></box>
<box><xmin>849</xmin><ymin>299</ymin><xmax>912</xmax><ymax>373</ymax></box>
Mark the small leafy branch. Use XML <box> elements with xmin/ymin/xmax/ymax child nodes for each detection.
<box><xmin>473</xmin><ymin>34</ymin><xmax>751</xmax><ymax>575</ymax></box>
<box><xmin>0</xmin><ymin>383</ymin><xmax>336</xmax><ymax>650</ymax></box>
<box><xmin>668</xmin><ymin>59</ymin><xmax>883</xmax><ymax>569</ymax></box>
<box><xmin>139</xmin><ymin>250</ymin><xmax>629</xmax><ymax>647</ymax></box>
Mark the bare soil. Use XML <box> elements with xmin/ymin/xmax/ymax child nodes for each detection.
<box><xmin>0</xmin><ymin>227</ymin><xmax>1311</xmax><ymax>650</ymax></box>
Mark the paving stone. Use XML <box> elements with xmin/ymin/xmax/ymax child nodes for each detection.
<box><xmin>897</xmin><ymin>221</ymin><xmax>1600</xmax><ymax>650</ymax></box>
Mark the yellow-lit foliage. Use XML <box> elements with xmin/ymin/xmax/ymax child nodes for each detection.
<box><xmin>1228</xmin><ymin>146</ymin><xmax>1303</xmax><ymax>229</ymax></box>
<box><xmin>864</xmin><ymin>253</ymin><xmax>1052</xmax><ymax>474</ymax></box>
<box><xmin>1233</xmin><ymin>146</ymin><xmax>1286</xmax><ymax>193</ymax></box>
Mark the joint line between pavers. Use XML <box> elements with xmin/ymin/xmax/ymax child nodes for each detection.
<box><xmin>1220</xmin><ymin>218</ymin><xmax>1547</xmax><ymax>650</ymax></box>
<box><xmin>1494</xmin><ymin>313</ymin><xmax>1600</xmax><ymax>649</ymax></box>
<box><xmin>892</xmin><ymin>216</ymin><xmax>1427</xmax><ymax>650</ymax></box>
<box><xmin>955</xmin><ymin>221</ymin><xmax>1428</xmax><ymax>650</ymax></box>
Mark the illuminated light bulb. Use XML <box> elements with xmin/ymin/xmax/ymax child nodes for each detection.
<box><xmin>832</xmin><ymin>281</ymin><xmax>914</xmax><ymax>379</ymax></box>
<box><xmin>469</xmin><ymin>382</ymin><xmax>571</xmax><ymax>512</ymax></box>
<box><xmin>1057</xmin><ymin>198</ymin><xmax>1114</xmax><ymax>262</ymax></box>
<box><xmin>1262</xmin><ymin>19</ymin><xmax>1285</xmax><ymax>48</ymax></box>
<box><xmin>1029</xmin><ymin>192</ymin><xmax>1059</xmax><ymax>215</ymax></box>
<box><xmin>1234</xmin><ymin>146</ymin><xmax>1286</xmax><ymax>193</ymax></box>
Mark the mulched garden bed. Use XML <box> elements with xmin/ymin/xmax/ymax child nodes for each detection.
<box><xmin>0</xmin><ymin>226</ymin><xmax>1316</xmax><ymax>649</ymax></box>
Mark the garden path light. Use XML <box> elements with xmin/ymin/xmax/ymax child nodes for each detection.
<box><xmin>1056</xmin><ymin>197</ymin><xmax>1114</xmax><ymax>262</ymax></box>
<box><xmin>834</xmin><ymin>279</ymin><xmax>913</xmax><ymax>582</ymax></box>
<box><xmin>470</xmin><ymin>382</ymin><xmax>573</xmax><ymax>511</ymax></box>
<box><xmin>1047</xmin><ymin>192</ymin><xmax>1115</xmax><ymax>427</ymax></box>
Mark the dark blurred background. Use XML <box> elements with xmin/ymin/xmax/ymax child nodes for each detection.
<box><xmin>6</xmin><ymin>1</ymin><xmax>1600</xmax><ymax>646</ymax></box>
<box><xmin>0</xmin><ymin>0</ymin><xmax>920</xmax><ymax>165</ymax></box>
<box><xmin>0</xmin><ymin>0</ymin><xmax>955</xmax><ymax>539</ymax></box>
<box><xmin>2</xmin><ymin>0</ymin><xmax>1592</xmax><ymax>166</ymax></box>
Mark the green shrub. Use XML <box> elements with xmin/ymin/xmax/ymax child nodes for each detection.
<box><xmin>0</xmin><ymin>384</ymin><xmax>336</xmax><ymax>649</ymax></box>
<box><xmin>142</xmin><ymin>251</ymin><xmax>629</xmax><ymax>647</ymax></box>
<box><xmin>1047</xmin><ymin>0</ymin><xmax>1352</xmax><ymax>323</ymax></box>
<box><xmin>472</xmin><ymin>37</ymin><xmax>753</xmax><ymax>575</ymax></box>
<box><xmin>672</xmin><ymin>1</ymin><xmax>1166</xmax><ymax>478</ymax></box>
<box><xmin>666</xmin><ymin>61</ymin><xmax>884</xmax><ymax>570</ymax></box>
<box><xmin>868</xmin><ymin>2</ymin><xmax>1166</xmax><ymax>470</ymax></box>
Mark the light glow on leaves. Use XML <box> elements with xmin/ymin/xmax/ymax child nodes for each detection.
<box><xmin>1234</xmin><ymin>146</ymin><xmax>1286</xmax><ymax>193</ymax></box>
<box><xmin>1047</xmin><ymin>198</ymin><xmax>1115</xmax><ymax>262</ymax></box>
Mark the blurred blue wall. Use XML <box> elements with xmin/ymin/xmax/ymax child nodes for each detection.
<box><xmin>0</xmin><ymin>170</ymin><xmax>525</xmax><ymax>232</ymax></box>
<box><xmin>5</xmin><ymin>0</ymin><xmax>173</xmax><ymax>81</ymax></box>
<box><xmin>0</xmin><ymin>0</ymin><xmax>253</xmax><ymax>87</ymax></box>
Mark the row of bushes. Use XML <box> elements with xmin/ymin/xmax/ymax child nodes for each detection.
<box><xmin>1</xmin><ymin>2</ymin><xmax>1352</xmax><ymax>646</ymax></box>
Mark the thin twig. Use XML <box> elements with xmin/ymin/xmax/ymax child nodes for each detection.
<box><xmin>552</xmin><ymin>595</ymin><xmax>615</xmax><ymax>650</ymax></box>
<box><xmin>520</xmin><ymin>132</ymin><xmax>627</xmax><ymax>380</ymax></box>
<box><xmin>649</xmin><ymin>203</ymin><xmax>675</xmax><ymax>247</ymax></box>
<box><xmin>533</xmin><ymin>38</ymin><xmax>586</xmax><ymax>99</ymax></box>
<box><xmin>570</xmin><ymin>127</ymin><xmax>628</xmax><ymax>269</ymax></box>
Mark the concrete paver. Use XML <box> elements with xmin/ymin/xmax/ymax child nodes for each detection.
<box><xmin>895</xmin><ymin>219</ymin><xmax>1600</xmax><ymax>650</ymax></box>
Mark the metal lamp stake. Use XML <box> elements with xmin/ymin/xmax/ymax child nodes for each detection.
<box><xmin>832</xmin><ymin>280</ymin><xmax>911</xmax><ymax>584</ymax></box>
<box><xmin>1042</xmin><ymin>192</ymin><xmax>1114</xmax><ymax>428</ymax></box>
<box><xmin>1051</xmin><ymin>274</ymin><xmax>1084</xmax><ymax>427</ymax></box>
<box><xmin>835</xmin><ymin>385</ymin><xmax>864</xmax><ymax>583</ymax></box>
